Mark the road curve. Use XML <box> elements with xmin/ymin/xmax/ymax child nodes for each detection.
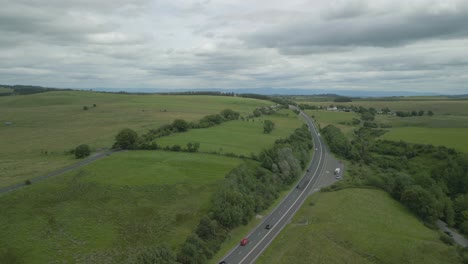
<box><xmin>220</xmin><ymin>107</ymin><xmax>329</xmax><ymax>264</ymax></box>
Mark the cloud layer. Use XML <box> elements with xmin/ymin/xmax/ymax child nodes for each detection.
<box><xmin>0</xmin><ymin>0</ymin><xmax>467</xmax><ymax>93</ymax></box>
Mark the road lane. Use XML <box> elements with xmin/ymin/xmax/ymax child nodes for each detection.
<box><xmin>221</xmin><ymin>107</ymin><xmax>332</xmax><ymax>264</ymax></box>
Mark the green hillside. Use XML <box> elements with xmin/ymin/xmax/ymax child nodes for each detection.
<box><xmin>0</xmin><ymin>91</ymin><xmax>271</xmax><ymax>188</ymax></box>
<box><xmin>257</xmin><ymin>188</ymin><xmax>461</xmax><ymax>264</ymax></box>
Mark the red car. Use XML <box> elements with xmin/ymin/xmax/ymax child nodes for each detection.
<box><xmin>240</xmin><ymin>238</ymin><xmax>249</xmax><ymax>246</ymax></box>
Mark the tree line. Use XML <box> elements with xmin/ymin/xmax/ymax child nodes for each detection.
<box><xmin>321</xmin><ymin>124</ymin><xmax>468</xmax><ymax>236</ymax></box>
<box><xmin>132</xmin><ymin>125</ymin><xmax>313</xmax><ymax>263</ymax></box>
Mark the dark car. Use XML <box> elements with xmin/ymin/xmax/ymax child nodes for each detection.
<box><xmin>265</xmin><ymin>224</ymin><xmax>272</xmax><ymax>229</ymax></box>
<box><xmin>219</xmin><ymin>261</ymin><xmax>226</xmax><ymax>264</ymax></box>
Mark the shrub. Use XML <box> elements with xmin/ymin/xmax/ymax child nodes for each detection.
<box><xmin>74</xmin><ymin>144</ymin><xmax>91</xmax><ymax>158</ymax></box>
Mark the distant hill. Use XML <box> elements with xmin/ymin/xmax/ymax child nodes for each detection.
<box><xmin>0</xmin><ymin>84</ymin><xmax>459</xmax><ymax>97</ymax></box>
<box><xmin>91</xmin><ymin>87</ymin><xmax>442</xmax><ymax>97</ymax></box>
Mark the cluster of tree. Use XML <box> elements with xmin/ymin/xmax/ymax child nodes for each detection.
<box><xmin>263</xmin><ymin>120</ymin><xmax>275</xmax><ymax>134</ymax></box>
<box><xmin>298</xmin><ymin>103</ymin><xmax>318</xmax><ymax>110</ymax></box>
<box><xmin>252</xmin><ymin>106</ymin><xmax>278</xmax><ymax>117</ymax></box>
<box><xmin>395</xmin><ymin>110</ymin><xmax>434</xmax><ymax>117</ymax></box>
<box><xmin>73</xmin><ymin>144</ymin><xmax>91</xmax><ymax>159</ymax></box>
<box><xmin>320</xmin><ymin>125</ymin><xmax>354</xmax><ymax>159</ymax></box>
<box><xmin>142</xmin><ymin>109</ymin><xmax>240</xmax><ymax>141</ymax></box>
<box><xmin>158</xmin><ymin>91</ymin><xmax>236</xmax><ymax>96</ymax></box>
<box><xmin>322</xmin><ymin>123</ymin><xmax>468</xmax><ymax>233</ymax></box>
<box><xmin>333</xmin><ymin>96</ymin><xmax>353</xmax><ymax>102</ymax></box>
<box><xmin>237</xmin><ymin>94</ymin><xmax>293</xmax><ymax>106</ymax></box>
<box><xmin>0</xmin><ymin>84</ymin><xmax>71</xmax><ymax>96</ymax></box>
<box><xmin>175</xmin><ymin>125</ymin><xmax>313</xmax><ymax>263</ymax></box>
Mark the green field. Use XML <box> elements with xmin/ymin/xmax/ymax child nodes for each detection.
<box><xmin>257</xmin><ymin>188</ymin><xmax>461</xmax><ymax>264</ymax></box>
<box><xmin>157</xmin><ymin>110</ymin><xmax>303</xmax><ymax>156</ymax></box>
<box><xmin>0</xmin><ymin>150</ymin><xmax>243</xmax><ymax>263</ymax></box>
<box><xmin>303</xmin><ymin>101</ymin><xmax>468</xmax><ymax>153</ymax></box>
<box><xmin>301</xmin><ymin>99</ymin><xmax>468</xmax><ymax>116</ymax></box>
<box><xmin>0</xmin><ymin>87</ymin><xmax>13</xmax><ymax>94</ymax></box>
<box><xmin>0</xmin><ymin>91</ymin><xmax>271</xmax><ymax>188</ymax></box>
<box><xmin>381</xmin><ymin>127</ymin><xmax>468</xmax><ymax>153</ymax></box>
<box><xmin>305</xmin><ymin>110</ymin><xmax>359</xmax><ymax>136</ymax></box>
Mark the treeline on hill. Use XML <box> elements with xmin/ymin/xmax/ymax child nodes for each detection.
<box><xmin>113</xmin><ymin>105</ymin><xmax>283</xmax><ymax>153</ymax></box>
<box><xmin>133</xmin><ymin>125</ymin><xmax>313</xmax><ymax>264</ymax></box>
<box><xmin>299</xmin><ymin>103</ymin><xmax>435</xmax><ymax>117</ymax></box>
<box><xmin>321</xmin><ymin>123</ymin><xmax>468</xmax><ymax>235</ymax></box>
<box><xmin>0</xmin><ymin>85</ymin><xmax>70</xmax><ymax>96</ymax></box>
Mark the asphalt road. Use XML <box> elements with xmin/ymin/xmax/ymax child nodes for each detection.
<box><xmin>220</xmin><ymin>107</ymin><xmax>336</xmax><ymax>264</ymax></box>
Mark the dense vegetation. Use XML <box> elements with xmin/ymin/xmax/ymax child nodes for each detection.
<box><xmin>321</xmin><ymin>122</ymin><xmax>468</xmax><ymax>235</ymax></box>
<box><xmin>172</xmin><ymin>125</ymin><xmax>313</xmax><ymax>263</ymax></box>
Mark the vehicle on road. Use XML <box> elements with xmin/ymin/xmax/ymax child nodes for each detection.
<box><xmin>240</xmin><ymin>238</ymin><xmax>249</xmax><ymax>246</ymax></box>
<box><xmin>334</xmin><ymin>168</ymin><xmax>341</xmax><ymax>175</ymax></box>
<box><xmin>219</xmin><ymin>261</ymin><xmax>226</xmax><ymax>264</ymax></box>
<box><xmin>315</xmin><ymin>148</ymin><xmax>318</xmax><ymax>151</ymax></box>
<box><xmin>265</xmin><ymin>224</ymin><xmax>272</xmax><ymax>229</ymax></box>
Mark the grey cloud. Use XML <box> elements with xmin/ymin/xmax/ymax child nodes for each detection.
<box><xmin>245</xmin><ymin>5</ymin><xmax>468</xmax><ymax>53</ymax></box>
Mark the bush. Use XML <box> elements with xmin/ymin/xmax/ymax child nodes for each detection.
<box><xmin>440</xmin><ymin>234</ymin><xmax>455</xmax><ymax>245</ymax></box>
<box><xmin>114</xmin><ymin>128</ymin><xmax>139</xmax><ymax>149</ymax></box>
<box><xmin>75</xmin><ymin>144</ymin><xmax>91</xmax><ymax>158</ymax></box>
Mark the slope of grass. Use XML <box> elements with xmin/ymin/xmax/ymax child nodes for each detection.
<box><xmin>257</xmin><ymin>188</ymin><xmax>461</xmax><ymax>264</ymax></box>
<box><xmin>0</xmin><ymin>150</ymin><xmax>243</xmax><ymax>263</ymax></box>
<box><xmin>0</xmin><ymin>91</ymin><xmax>271</xmax><ymax>188</ymax></box>
<box><xmin>157</xmin><ymin>110</ymin><xmax>303</xmax><ymax>156</ymax></box>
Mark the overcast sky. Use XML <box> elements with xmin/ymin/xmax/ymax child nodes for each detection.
<box><xmin>1</xmin><ymin>0</ymin><xmax>467</xmax><ymax>93</ymax></box>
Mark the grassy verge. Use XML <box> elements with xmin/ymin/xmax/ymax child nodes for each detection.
<box><xmin>257</xmin><ymin>188</ymin><xmax>461</xmax><ymax>264</ymax></box>
<box><xmin>0</xmin><ymin>151</ymin><xmax>242</xmax><ymax>263</ymax></box>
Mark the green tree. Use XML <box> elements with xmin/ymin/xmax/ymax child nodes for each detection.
<box><xmin>428</xmin><ymin>110</ymin><xmax>434</xmax><ymax>116</ymax></box>
<box><xmin>172</xmin><ymin>119</ymin><xmax>189</xmax><ymax>132</ymax></box>
<box><xmin>134</xmin><ymin>245</ymin><xmax>177</xmax><ymax>264</ymax></box>
<box><xmin>114</xmin><ymin>128</ymin><xmax>138</xmax><ymax>149</ymax></box>
<box><xmin>83</xmin><ymin>106</ymin><xmax>88</xmax><ymax>110</ymax></box>
<box><xmin>263</xmin><ymin>120</ymin><xmax>275</xmax><ymax>134</ymax></box>
<box><xmin>187</xmin><ymin>142</ymin><xmax>200</xmax><ymax>152</ymax></box>
<box><xmin>74</xmin><ymin>144</ymin><xmax>91</xmax><ymax>159</ymax></box>
<box><xmin>401</xmin><ymin>185</ymin><xmax>441</xmax><ymax>222</ymax></box>
<box><xmin>220</xmin><ymin>109</ymin><xmax>240</xmax><ymax>120</ymax></box>
<box><xmin>418</xmin><ymin>110</ymin><xmax>424</xmax><ymax>116</ymax></box>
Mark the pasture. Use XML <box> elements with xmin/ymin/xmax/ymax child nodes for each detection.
<box><xmin>0</xmin><ymin>91</ymin><xmax>271</xmax><ymax>188</ymax></box>
<box><xmin>257</xmin><ymin>188</ymin><xmax>461</xmax><ymax>264</ymax></box>
<box><xmin>0</xmin><ymin>150</ymin><xmax>242</xmax><ymax>263</ymax></box>
<box><xmin>302</xmin><ymin>98</ymin><xmax>468</xmax><ymax>153</ymax></box>
<box><xmin>157</xmin><ymin>109</ymin><xmax>303</xmax><ymax>156</ymax></box>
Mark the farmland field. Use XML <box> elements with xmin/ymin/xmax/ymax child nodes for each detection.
<box><xmin>301</xmin><ymin>99</ymin><xmax>468</xmax><ymax>116</ymax></box>
<box><xmin>157</xmin><ymin>109</ymin><xmax>303</xmax><ymax>156</ymax></box>
<box><xmin>301</xmin><ymin>98</ymin><xmax>468</xmax><ymax>153</ymax></box>
<box><xmin>257</xmin><ymin>188</ymin><xmax>461</xmax><ymax>264</ymax></box>
<box><xmin>381</xmin><ymin>127</ymin><xmax>468</xmax><ymax>153</ymax></box>
<box><xmin>0</xmin><ymin>91</ymin><xmax>271</xmax><ymax>188</ymax></box>
<box><xmin>0</xmin><ymin>150</ymin><xmax>243</xmax><ymax>263</ymax></box>
<box><xmin>305</xmin><ymin>110</ymin><xmax>359</xmax><ymax>136</ymax></box>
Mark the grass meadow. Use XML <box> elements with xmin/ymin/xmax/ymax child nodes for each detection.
<box><xmin>305</xmin><ymin>110</ymin><xmax>360</xmax><ymax>137</ymax></box>
<box><xmin>303</xmin><ymin>98</ymin><xmax>468</xmax><ymax>153</ymax></box>
<box><xmin>0</xmin><ymin>150</ymin><xmax>243</xmax><ymax>263</ymax></box>
<box><xmin>257</xmin><ymin>188</ymin><xmax>461</xmax><ymax>264</ymax></box>
<box><xmin>0</xmin><ymin>91</ymin><xmax>271</xmax><ymax>188</ymax></box>
<box><xmin>157</xmin><ymin>109</ymin><xmax>303</xmax><ymax>156</ymax></box>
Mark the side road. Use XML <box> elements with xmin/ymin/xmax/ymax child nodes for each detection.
<box><xmin>0</xmin><ymin>150</ymin><xmax>119</xmax><ymax>194</ymax></box>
